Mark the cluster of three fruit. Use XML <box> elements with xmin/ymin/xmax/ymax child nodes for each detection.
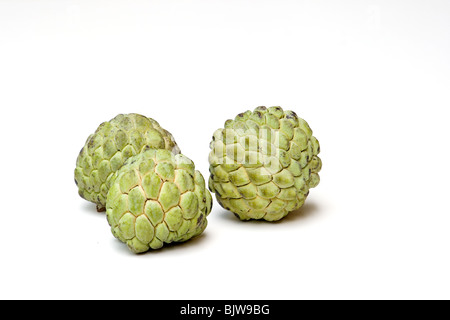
<box><xmin>74</xmin><ymin>107</ymin><xmax>321</xmax><ymax>253</ymax></box>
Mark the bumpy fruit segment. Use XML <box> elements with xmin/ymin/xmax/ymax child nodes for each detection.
<box><xmin>209</xmin><ymin>106</ymin><xmax>321</xmax><ymax>221</ymax></box>
<box><xmin>106</xmin><ymin>149</ymin><xmax>212</xmax><ymax>253</ymax></box>
<box><xmin>75</xmin><ymin>113</ymin><xmax>180</xmax><ymax>211</ymax></box>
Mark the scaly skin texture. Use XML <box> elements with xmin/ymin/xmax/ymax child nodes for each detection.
<box><xmin>209</xmin><ymin>106</ymin><xmax>321</xmax><ymax>221</ymax></box>
<box><xmin>75</xmin><ymin>114</ymin><xmax>180</xmax><ymax>212</ymax></box>
<box><xmin>106</xmin><ymin>149</ymin><xmax>212</xmax><ymax>254</ymax></box>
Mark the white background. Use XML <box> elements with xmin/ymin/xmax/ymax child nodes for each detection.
<box><xmin>0</xmin><ymin>0</ymin><xmax>449</xmax><ymax>300</ymax></box>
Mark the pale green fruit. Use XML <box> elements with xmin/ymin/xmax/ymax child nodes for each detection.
<box><xmin>106</xmin><ymin>149</ymin><xmax>212</xmax><ymax>254</ymax></box>
<box><xmin>75</xmin><ymin>113</ymin><xmax>180</xmax><ymax>212</ymax></box>
<box><xmin>209</xmin><ymin>106</ymin><xmax>321</xmax><ymax>221</ymax></box>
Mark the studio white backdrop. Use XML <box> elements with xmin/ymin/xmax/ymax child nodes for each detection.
<box><xmin>0</xmin><ymin>0</ymin><xmax>449</xmax><ymax>300</ymax></box>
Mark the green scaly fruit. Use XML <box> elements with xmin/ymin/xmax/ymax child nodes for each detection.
<box><xmin>75</xmin><ymin>113</ymin><xmax>180</xmax><ymax>212</ymax></box>
<box><xmin>106</xmin><ymin>148</ymin><xmax>212</xmax><ymax>253</ymax></box>
<box><xmin>209</xmin><ymin>106</ymin><xmax>321</xmax><ymax>221</ymax></box>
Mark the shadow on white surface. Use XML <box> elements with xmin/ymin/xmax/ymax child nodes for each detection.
<box><xmin>79</xmin><ymin>201</ymin><xmax>104</xmax><ymax>215</ymax></box>
<box><xmin>275</xmin><ymin>201</ymin><xmax>320</xmax><ymax>224</ymax></box>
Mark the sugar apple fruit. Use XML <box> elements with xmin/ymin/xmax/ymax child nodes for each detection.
<box><xmin>75</xmin><ymin>113</ymin><xmax>180</xmax><ymax>212</ymax></box>
<box><xmin>106</xmin><ymin>148</ymin><xmax>212</xmax><ymax>253</ymax></box>
<box><xmin>209</xmin><ymin>106</ymin><xmax>321</xmax><ymax>221</ymax></box>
